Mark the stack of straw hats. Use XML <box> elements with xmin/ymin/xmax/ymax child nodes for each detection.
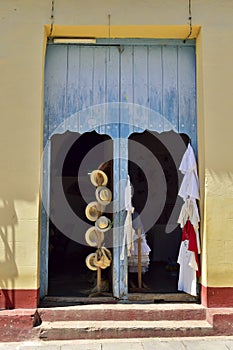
<box><xmin>85</xmin><ymin>169</ymin><xmax>112</xmax><ymax>270</ymax></box>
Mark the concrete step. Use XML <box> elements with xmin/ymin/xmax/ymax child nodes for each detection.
<box><xmin>39</xmin><ymin>319</ymin><xmax>214</xmax><ymax>340</ymax></box>
<box><xmin>0</xmin><ymin>309</ymin><xmax>41</xmax><ymax>342</ymax></box>
<box><xmin>38</xmin><ymin>303</ymin><xmax>206</xmax><ymax>322</ymax></box>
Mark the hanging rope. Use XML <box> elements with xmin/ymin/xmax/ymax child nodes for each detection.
<box><xmin>48</xmin><ymin>0</ymin><xmax>55</xmax><ymax>38</ymax></box>
<box><xmin>183</xmin><ymin>0</ymin><xmax>192</xmax><ymax>43</ymax></box>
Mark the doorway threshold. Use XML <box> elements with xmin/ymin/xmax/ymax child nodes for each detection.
<box><xmin>40</xmin><ymin>292</ymin><xmax>199</xmax><ymax>308</ymax></box>
<box><xmin>128</xmin><ymin>293</ymin><xmax>199</xmax><ymax>303</ymax></box>
<box><xmin>39</xmin><ymin>296</ymin><xmax>117</xmax><ymax>308</ymax></box>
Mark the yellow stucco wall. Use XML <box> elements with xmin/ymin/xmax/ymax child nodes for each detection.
<box><xmin>0</xmin><ymin>0</ymin><xmax>232</xmax><ymax>291</ymax></box>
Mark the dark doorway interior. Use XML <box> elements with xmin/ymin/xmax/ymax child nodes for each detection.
<box><xmin>48</xmin><ymin>131</ymin><xmax>113</xmax><ymax>297</ymax></box>
<box><xmin>128</xmin><ymin>130</ymin><xmax>189</xmax><ymax>294</ymax></box>
<box><xmin>48</xmin><ymin>129</ymin><xmax>191</xmax><ymax>298</ymax></box>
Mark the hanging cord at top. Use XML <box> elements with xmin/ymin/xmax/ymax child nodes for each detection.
<box><xmin>183</xmin><ymin>0</ymin><xmax>192</xmax><ymax>43</ymax></box>
<box><xmin>48</xmin><ymin>0</ymin><xmax>55</xmax><ymax>38</ymax></box>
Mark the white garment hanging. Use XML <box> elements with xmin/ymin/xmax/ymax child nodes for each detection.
<box><xmin>178</xmin><ymin>143</ymin><xmax>200</xmax><ymax>200</ymax></box>
<box><xmin>125</xmin><ymin>175</ymin><xmax>133</xmax><ymax>212</ymax></box>
<box><xmin>177</xmin><ymin>144</ymin><xmax>201</xmax><ymax>253</ymax></box>
<box><xmin>177</xmin><ymin>142</ymin><xmax>201</xmax><ymax>296</ymax></box>
<box><xmin>177</xmin><ymin>240</ymin><xmax>198</xmax><ymax>296</ymax></box>
<box><xmin>178</xmin><ymin>198</ymin><xmax>200</xmax><ymax>228</ymax></box>
<box><xmin>177</xmin><ymin>198</ymin><xmax>201</xmax><ymax>253</ymax></box>
<box><xmin>130</xmin><ymin>213</ymin><xmax>151</xmax><ymax>256</ymax></box>
<box><xmin>179</xmin><ymin>143</ymin><xmax>198</xmax><ymax>175</ymax></box>
<box><xmin>178</xmin><ymin>171</ymin><xmax>200</xmax><ymax>200</ymax></box>
<box><xmin>128</xmin><ymin>212</ymin><xmax>151</xmax><ymax>273</ymax></box>
<box><xmin>120</xmin><ymin>176</ymin><xmax>135</xmax><ymax>260</ymax></box>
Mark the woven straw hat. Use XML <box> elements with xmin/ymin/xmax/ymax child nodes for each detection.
<box><xmin>93</xmin><ymin>247</ymin><xmax>112</xmax><ymax>269</ymax></box>
<box><xmin>85</xmin><ymin>252</ymin><xmax>98</xmax><ymax>271</ymax></box>
<box><xmin>95</xmin><ymin>215</ymin><xmax>112</xmax><ymax>232</ymax></box>
<box><xmin>90</xmin><ymin>170</ymin><xmax>108</xmax><ymax>187</ymax></box>
<box><xmin>85</xmin><ymin>227</ymin><xmax>104</xmax><ymax>247</ymax></box>
<box><xmin>95</xmin><ymin>186</ymin><xmax>112</xmax><ymax>205</ymax></box>
<box><xmin>85</xmin><ymin>201</ymin><xmax>104</xmax><ymax>222</ymax></box>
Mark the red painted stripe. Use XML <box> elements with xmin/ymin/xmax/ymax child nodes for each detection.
<box><xmin>0</xmin><ymin>288</ymin><xmax>39</xmax><ymax>309</ymax></box>
<box><xmin>1</xmin><ymin>286</ymin><xmax>233</xmax><ymax>309</ymax></box>
<box><xmin>201</xmin><ymin>285</ymin><xmax>233</xmax><ymax>307</ymax></box>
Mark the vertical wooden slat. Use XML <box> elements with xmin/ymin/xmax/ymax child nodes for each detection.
<box><xmin>148</xmin><ymin>46</ymin><xmax>163</xmax><ymax>132</ymax></box>
<box><xmin>120</xmin><ymin>46</ymin><xmax>133</xmax><ymax>136</ymax></box>
<box><xmin>115</xmin><ymin>47</ymin><xmax>126</xmax><ymax>298</ymax></box>
<box><xmin>41</xmin><ymin>45</ymin><xmax>68</xmax><ymax>298</ymax></box>
<box><xmin>106</xmin><ymin>46</ymin><xmax>120</xmax><ymax>138</ymax></box>
<box><xmin>113</xmin><ymin>138</ymin><xmax>128</xmax><ymax>298</ymax></box>
<box><xmin>45</xmin><ymin>45</ymin><xmax>68</xmax><ymax>136</ymax></box>
<box><xmin>79</xmin><ymin>46</ymin><xmax>94</xmax><ymax>132</ymax></box>
<box><xmin>79</xmin><ymin>46</ymin><xmax>94</xmax><ymax>109</ymax></box>
<box><xmin>121</xmin><ymin>46</ymin><xmax>133</xmax><ymax>104</ymax></box>
<box><xmin>106</xmin><ymin>46</ymin><xmax>120</xmax><ymax>104</ymax></box>
<box><xmin>133</xmin><ymin>46</ymin><xmax>149</xmax><ymax>132</ymax></box>
<box><xmin>178</xmin><ymin>45</ymin><xmax>197</xmax><ymax>152</ymax></box>
<box><xmin>93</xmin><ymin>46</ymin><xmax>107</xmax><ymax>134</ymax></box>
<box><xmin>134</xmin><ymin>46</ymin><xmax>148</xmax><ymax>107</ymax></box>
<box><xmin>105</xmin><ymin>47</ymin><xmax>121</xmax><ymax>298</ymax></box>
<box><xmin>162</xmin><ymin>45</ymin><xmax>179</xmax><ymax>131</ymax></box>
<box><xmin>115</xmin><ymin>46</ymin><xmax>136</xmax><ymax>298</ymax></box>
<box><xmin>66</xmin><ymin>45</ymin><xmax>80</xmax><ymax>132</ymax></box>
<box><xmin>40</xmin><ymin>141</ymin><xmax>51</xmax><ymax>298</ymax></box>
<box><xmin>112</xmin><ymin>144</ymin><xmax>121</xmax><ymax>299</ymax></box>
<box><xmin>93</xmin><ymin>47</ymin><xmax>107</xmax><ymax>106</ymax></box>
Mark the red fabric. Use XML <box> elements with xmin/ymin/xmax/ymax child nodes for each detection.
<box><xmin>182</xmin><ymin>220</ymin><xmax>201</xmax><ymax>277</ymax></box>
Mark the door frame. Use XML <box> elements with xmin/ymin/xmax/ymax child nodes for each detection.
<box><xmin>40</xmin><ymin>39</ymin><xmax>197</xmax><ymax>300</ymax></box>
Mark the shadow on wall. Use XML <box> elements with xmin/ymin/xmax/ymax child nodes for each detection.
<box><xmin>0</xmin><ymin>199</ymin><xmax>18</xmax><ymax>309</ymax></box>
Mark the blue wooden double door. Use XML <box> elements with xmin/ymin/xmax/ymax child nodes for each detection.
<box><xmin>42</xmin><ymin>39</ymin><xmax>197</xmax><ymax>299</ymax></box>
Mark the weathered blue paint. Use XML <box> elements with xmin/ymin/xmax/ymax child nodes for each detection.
<box><xmin>41</xmin><ymin>40</ymin><xmax>197</xmax><ymax>299</ymax></box>
<box><xmin>96</xmin><ymin>38</ymin><xmax>195</xmax><ymax>47</ymax></box>
<box><xmin>112</xmin><ymin>139</ymin><xmax>128</xmax><ymax>299</ymax></box>
<box><xmin>39</xmin><ymin>142</ymin><xmax>50</xmax><ymax>298</ymax></box>
<box><xmin>178</xmin><ymin>45</ymin><xmax>197</xmax><ymax>151</ymax></box>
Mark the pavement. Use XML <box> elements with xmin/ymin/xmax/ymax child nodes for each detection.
<box><xmin>0</xmin><ymin>336</ymin><xmax>233</xmax><ymax>350</ymax></box>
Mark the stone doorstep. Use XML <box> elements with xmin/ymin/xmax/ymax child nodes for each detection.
<box><xmin>38</xmin><ymin>303</ymin><xmax>207</xmax><ymax>322</ymax></box>
<box><xmin>206</xmin><ymin>308</ymin><xmax>233</xmax><ymax>335</ymax></box>
<box><xmin>0</xmin><ymin>309</ymin><xmax>40</xmax><ymax>328</ymax></box>
<box><xmin>39</xmin><ymin>319</ymin><xmax>214</xmax><ymax>340</ymax></box>
<box><xmin>1</xmin><ymin>305</ymin><xmax>233</xmax><ymax>342</ymax></box>
<box><xmin>0</xmin><ymin>309</ymin><xmax>41</xmax><ymax>342</ymax></box>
